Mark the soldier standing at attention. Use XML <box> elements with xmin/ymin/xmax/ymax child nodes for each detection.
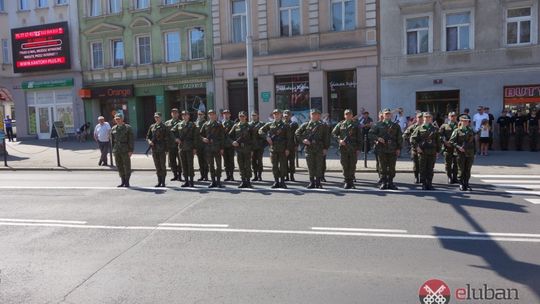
<box><xmin>174</xmin><ymin>111</ymin><xmax>200</xmax><ymax>187</ymax></box>
<box><xmin>332</xmin><ymin>109</ymin><xmax>362</xmax><ymax>189</ymax></box>
<box><xmin>403</xmin><ymin>112</ymin><xmax>424</xmax><ymax>184</ymax></box>
<box><xmin>513</xmin><ymin>110</ymin><xmax>526</xmax><ymax>151</ymax></box>
<box><xmin>374</xmin><ymin>110</ymin><xmax>384</xmax><ymax>185</ymax></box>
<box><xmin>369</xmin><ymin>108</ymin><xmax>403</xmax><ymax>190</ymax></box>
<box><xmin>527</xmin><ymin>109</ymin><xmax>539</xmax><ymax>152</ymax></box>
<box><xmin>439</xmin><ymin>112</ymin><xmax>459</xmax><ymax>184</ymax></box>
<box><xmin>283</xmin><ymin>110</ymin><xmax>299</xmax><ymax>181</ymax></box>
<box><xmin>250</xmin><ymin>112</ymin><xmax>266</xmax><ymax>181</ymax></box>
<box><xmin>296</xmin><ymin>109</ymin><xmax>330</xmax><ymax>189</ymax></box>
<box><xmin>195</xmin><ymin>110</ymin><xmax>209</xmax><ymax>181</ymax></box>
<box><xmin>497</xmin><ymin>109</ymin><xmax>512</xmax><ymax>150</ymax></box>
<box><xmin>222</xmin><ymin>110</ymin><xmax>236</xmax><ymax>182</ymax></box>
<box><xmin>411</xmin><ymin>112</ymin><xmax>441</xmax><ymax>190</ymax></box>
<box><xmin>165</xmin><ymin>108</ymin><xmax>182</xmax><ymax>182</ymax></box>
<box><xmin>229</xmin><ymin>111</ymin><xmax>254</xmax><ymax>188</ymax></box>
<box><xmin>201</xmin><ymin>110</ymin><xmax>225</xmax><ymax>188</ymax></box>
<box><xmin>111</xmin><ymin>114</ymin><xmax>134</xmax><ymax>187</ymax></box>
<box><xmin>450</xmin><ymin>115</ymin><xmax>475</xmax><ymax>191</ymax></box>
<box><xmin>147</xmin><ymin>112</ymin><xmax>169</xmax><ymax>187</ymax></box>
<box><xmin>259</xmin><ymin>109</ymin><xmax>292</xmax><ymax>189</ymax></box>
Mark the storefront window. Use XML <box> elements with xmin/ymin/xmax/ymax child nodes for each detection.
<box><xmin>167</xmin><ymin>89</ymin><xmax>207</xmax><ymax>120</ymax></box>
<box><xmin>328</xmin><ymin>70</ymin><xmax>357</xmax><ymax>121</ymax></box>
<box><xmin>100</xmin><ymin>98</ymin><xmax>129</xmax><ymax>125</ymax></box>
<box><xmin>504</xmin><ymin>84</ymin><xmax>540</xmax><ymax>113</ymax></box>
<box><xmin>28</xmin><ymin>107</ymin><xmax>36</xmax><ymax>135</ymax></box>
<box><xmin>416</xmin><ymin>90</ymin><xmax>460</xmax><ymax>126</ymax></box>
<box><xmin>275</xmin><ymin>74</ymin><xmax>310</xmax><ymax>123</ymax></box>
<box><xmin>26</xmin><ymin>89</ymin><xmax>74</xmax><ymax>136</ymax></box>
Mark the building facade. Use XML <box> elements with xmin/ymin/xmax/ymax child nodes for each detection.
<box><xmin>212</xmin><ymin>0</ymin><xmax>379</xmax><ymax>123</ymax></box>
<box><xmin>0</xmin><ymin>0</ymin><xmax>83</xmax><ymax>139</ymax></box>
<box><xmin>79</xmin><ymin>0</ymin><xmax>213</xmax><ymax>137</ymax></box>
<box><xmin>380</xmin><ymin>0</ymin><xmax>540</xmax><ymax>124</ymax></box>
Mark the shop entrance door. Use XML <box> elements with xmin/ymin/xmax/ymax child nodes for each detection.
<box><xmin>140</xmin><ymin>96</ymin><xmax>156</xmax><ymax>138</ymax></box>
<box><xmin>416</xmin><ymin>90</ymin><xmax>460</xmax><ymax>126</ymax></box>
<box><xmin>227</xmin><ymin>80</ymin><xmax>258</xmax><ymax>120</ymax></box>
<box><xmin>36</xmin><ymin>106</ymin><xmax>53</xmax><ymax>139</ymax></box>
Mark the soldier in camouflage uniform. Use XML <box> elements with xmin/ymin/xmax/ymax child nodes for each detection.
<box><xmin>229</xmin><ymin>111</ymin><xmax>254</xmax><ymax>188</ymax></box>
<box><xmin>195</xmin><ymin>111</ymin><xmax>209</xmax><ymax>181</ymax></box>
<box><xmin>111</xmin><ymin>114</ymin><xmax>134</xmax><ymax>187</ymax></box>
<box><xmin>147</xmin><ymin>112</ymin><xmax>169</xmax><ymax>187</ymax></box>
<box><xmin>411</xmin><ymin>112</ymin><xmax>441</xmax><ymax>190</ymax></box>
<box><xmin>296</xmin><ymin>109</ymin><xmax>330</xmax><ymax>189</ymax></box>
<box><xmin>174</xmin><ymin>111</ymin><xmax>200</xmax><ymax>187</ymax></box>
<box><xmin>259</xmin><ymin>109</ymin><xmax>293</xmax><ymax>189</ymax></box>
<box><xmin>200</xmin><ymin>110</ymin><xmax>225</xmax><ymax>188</ymax></box>
<box><xmin>403</xmin><ymin>112</ymin><xmax>424</xmax><ymax>184</ymax></box>
<box><xmin>369</xmin><ymin>108</ymin><xmax>403</xmax><ymax>190</ymax></box>
<box><xmin>249</xmin><ymin>112</ymin><xmax>266</xmax><ymax>181</ymax></box>
<box><xmin>439</xmin><ymin>112</ymin><xmax>459</xmax><ymax>184</ymax></box>
<box><xmin>165</xmin><ymin>108</ymin><xmax>182</xmax><ymax>181</ymax></box>
<box><xmin>332</xmin><ymin>109</ymin><xmax>362</xmax><ymax>189</ymax></box>
<box><xmin>283</xmin><ymin>110</ymin><xmax>299</xmax><ymax>181</ymax></box>
<box><xmin>450</xmin><ymin>115</ymin><xmax>476</xmax><ymax>191</ymax></box>
<box><xmin>222</xmin><ymin>110</ymin><xmax>236</xmax><ymax>181</ymax></box>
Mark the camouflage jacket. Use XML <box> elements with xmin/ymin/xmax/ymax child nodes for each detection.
<box><xmin>228</xmin><ymin>122</ymin><xmax>254</xmax><ymax>152</ymax></box>
<box><xmin>284</xmin><ymin>120</ymin><xmax>299</xmax><ymax>150</ymax></box>
<box><xmin>111</xmin><ymin>124</ymin><xmax>134</xmax><ymax>154</ymax></box>
<box><xmin>439</xmin><ymin>122</ymin><xmax>458</xmax><ymax>153</ymax></box>
<box><xmin>332</xmin><ymin>119</ymin><xmax>362</xmax><ymax>152</ymax></box>
<box><xmin>200</xmin><ymin>120</ymin><xmax>225</xmax><ymax>152</ymax></box>
<box><xmin>164</xmin><ymin>118</ymin><xmax>181</xmax><ymax>150</ymax></box>
<box><xmin>249</xmin><ymin>120</ymin><xmax>267</xmax><ymax>150</ymax></box>
<box><xmin>258</xmin><ymin>120</ymin><xmax>292</xmax><ymax>153</ymax></box>
<box><xmin>410</xmin><ymin>124</ymin><xmax>442</xmax><ymax>156</ymax></box>
<box><xmin>222</xmin><ymin>119</ymin><xmax>235</xmax><ymax>148</ymax></box>
<box><xmin>296</xmin><ymin>120</ymin><xmax>330</xmax><ymax>153</ymax></box>
<box><xmin>173</xmin><ymin>120</ymin><xmax>200</xmax><ymax>151</ymax></box>
<box><xmin>449</xmin><ymin>126</ymin><xmax>476</xmax><ymax>157</ymax></box>
<box><xmin>369</xmin><ymin>121</ymin><xmax>403</xmax><ymax>154</ymax></box>
<box><xmin>146</xmin><ymin>122</ymin><xmax>168</xmax><ymax>153</ymax></box>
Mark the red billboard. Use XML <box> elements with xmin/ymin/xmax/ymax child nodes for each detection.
<box><xmin>11</xmin><ymin>21</ymin><xmax>71</xmax><ymax>73</ymax></box>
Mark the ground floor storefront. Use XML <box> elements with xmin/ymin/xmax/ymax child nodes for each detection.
<box><xmin>81</xmin><ymin>77</ymin><xmax>213</xmax><ymax>138</ymax></box>
<box><xmin>214</xmin><ymin>47</ymin><xmax>378</xmax><ymax>124</ymax></box>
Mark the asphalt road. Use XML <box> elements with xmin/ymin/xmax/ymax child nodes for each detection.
<box><xmin>0</xmin><ymin>171</ymin><xmax>539</xmax><ymax>304</ymax></box>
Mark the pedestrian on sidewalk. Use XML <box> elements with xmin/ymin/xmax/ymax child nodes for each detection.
<box><xmin>485</xmin><ymin>107</ymin><xmax>495</xmax><ymax>150</ymax></box>
<box><xmin>479</xmin><ymin>119</ymin><xmax>490</xmax><ymax>156</ymax></box>
<box><xmin>111</xmin><ymin>114</ymin><xmax>134</xmax><ymax>187</ymax></box>
<box><xmin>77</xmin><ymin>122</ymin><xmax>91</xmax><ymax>142</ymax></box>
<box><xmin>513</xmin><ymin>110</ymin><xmax>526</xmax><ymax>151</ymax></box>
<box><xmin>527</xmin><ymin>109</ymin><xmax>539</xmax><ymax>152</ymax></box>
<box><xmin>497</xmin><ymin>109</ymin><xmax>512</xmax><ymax>150</ymax></box>
<box><xmin>94</xmin><ymin>116</ymin><xmax>111</xmax><ymax>166</ymax></box>
<box><xmin>147</xmin><ymin>112</ymin><xmax>168</xmax><ymax>188</ymax></box>
<box><xmin>473</xmin><ymin>106</ymin><xmax>489</xmax><ymax>155</ymax></box>
<box><xmin>3</xmin><ymin>115</ymin><xmax>14</xmax><ymax>142</ymax></box>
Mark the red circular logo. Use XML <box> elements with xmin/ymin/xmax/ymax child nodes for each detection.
<box><xmin>419</xmin><ymin>279</ymin><xmax>451</xmax><ymax>304</ymax></box>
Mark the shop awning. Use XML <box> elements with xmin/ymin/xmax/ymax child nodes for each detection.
<box><xmin>0</xmin><ymin>88</ymin><xmax>13</xmax><ymax>102</ymax></box>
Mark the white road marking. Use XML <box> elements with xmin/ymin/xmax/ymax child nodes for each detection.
<box><xmin>311</xmin><ymin>227</ymin><xmax>408</xmax><ymax>233</ymax></box>
<box><xmin>0</xmin><ymin>218</ymin><xmax>87</xmax><ymax>224</ymax></box>
<box><xmin>159</xmin><ymin>223</ymin><xmax>229</xmax><ymax>228</ymax></box>
<box><xmin>505</xmin><ymin>190</ymin><xmax>540</xmax><ymax>196</ymax></box>
<box><xmin>0</xmin><ymin>222</ymin><xmax>539</xmax><ymax>243</ymax></box>
<box><xmin>0</xmin><ymin>186</ymin><xmax>127</xmax><ymax>190</ymax></box>
<box><xmin>473</xmin><ymin>175</ymin><xmax>540</xmax><ymax>179</ymax></box>
<box><xmin>525</xmin><ymin>199</ymin><xmax>540</xmax><ymax>205</ymax></box>
<box><xmin>469</xmin><ymin>232</ymin><xmax>540</xmax><ymax>238</ymax></box>
<box><xmin>481</xmin><ymin>180</ymin><xmax>540</xmax><ymax>184</ymax></box>
<box><xmin>491</xmin><ymin>184</ymin><xmax>540</xmax><ymax>189</ymax></box>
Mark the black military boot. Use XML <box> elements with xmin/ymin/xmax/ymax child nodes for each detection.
<box><xmin>124</xmin><ymin>176</ymin><xmax>131</xmax><ymax>188</ymax></box>
<box><xmin>344</xmin><ymin>179</ymin><xmax>351</xmax><ymax>189</ymax></box>
<box><xmin>414</xmin><ymin>173</ymin><xmax>421</xmax><ymax>184</ymax></box>
<box><xmin>271</xmin><ymin>178</ymin><xmax>280</xmax><ymax>189</ymax></box>
<box><xmin>224</xmin><ymin>171</ymin><xmax>232</xmax><ymax>182</ymax></box>
<box><xmin>280</xmin><ymin>177</ymin><xmax>287</xmax><ymax>189</ymax></box>
<box><xmin>316</xmin><ymin>177</ymin><xmax>323</xmax><ymax>189</ymax></box>
<box><xmin>258</xmin><ymin>171</ymin><xmax>263</xmax><ymax>181</ymax></box>
<box><xmin>320</xmin><ymin>175</ymin><xmax>326</xmax><ymax>182</ymax></box>
<box><xmin>155</xmin><ymin>176</ymin><xmax>161</xmax><ymax>188</ymax></box>
<box><xmin>466</xmin><ymin>179</ymin><xmax>472</xmax><ymax>191</ymax></box>
<box><xmin>170</xmin><ymin>174</ymin><xmax>178</xmax><ymax>181</ymax></box>
<box><xmin>117</xmin><ymin>177</ymin><xmax>125</xmax><ymax>188</ymax></box>
<box><xmin>447</xmin><ymin>174</ymin><xmax>453</xmax><ymax>184</ymax></box>
<box><xmin>290</xmin><ymin>173</ymin><xmax>295</xmax><ymax>182</ymax></box>
<box><xmin>452</xmin><ymin>172</ymin><xmax>459</xmax><ymax>184</ymax></box>
<box><xmin>208</xmin><ymin>177</ymin><xmax>217</xmax><ymax>188</ymax></box>
<box><xmin>252</xmin><ymin>171</ymin><xmax>259</xmax><ymax>182</ymax></box>
<box><xmin>161</xmin><ymin>176</ymin><xmax>166</xmax><ymax>188</ymax></box>
<box><xmin>245</xmin><ymin>179</ymin><xmax>253</xmax><ymax>188</ymax></box>
<box><xmin>427</xmin><ymin>180</ymin><xmax>434</xmax><ymax>190</ymax></box>
<box><xmin>181</xmin><ymin>175</ymin><xmax>190</xmax><ymax>187</ymax></box>
<box><xmin>178</xmin><ymin>171</ymin><xmax>183</xmax><ymax>181</ymax></box>
<box><xmin>217</xmin><ymin>177</ymin><xmax>224</xmax><ymax>188</ymax></box>
<box><xmin>306</xmin><ymin>177</ymin><xmax>316</xmax><ymax>189</ymax></box>
<box><xmin>388</xmin><ymin>180</ymin><xmax>398</xmax><ymax>190</ymax></box>
<box><xmin>197</xmin><ymin>172</ymin><xmax>205</xmax><ymax>182</ymax></box>
<box><xmin>284</xmin><ymin>174</ymin><xmax>289</xmax><ymax>181</ymax></box>
<box><xmin>379</xmin><ymin>178</ymin><xmax>388</xmax><ymax>190</ymax></box>
<box><xmin>459</xmin><ymin>180</ymin><xmax>466</xmax><ymax>191</ymax></box>
<box><xmin>189</xmin><ymin>176</ymin><xmax>195</xmax><ymax>187</ymax></box>
<box><xmin>238</xmin><ymin>178</ymin><xmax>246</xmax><ymax>188</ymax></box>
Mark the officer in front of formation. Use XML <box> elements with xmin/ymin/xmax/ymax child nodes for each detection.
<box><xmin>111</xmin><ymin>113</ymin><xmax>134</xmax><ymax>188</ymax></box>
<box><xmin>439</xmin><ymin>112</ymin><xmax>458</xmax><ymax>184</ymax></box>
<box><xmin>229</xmin><ymin>111</ymin><xmax>255</xmax><ymax>188</ymax></box>
<box><xmin>195</xmin><ymin>110</ymin><xmax>209</xmax><ymax>181</ymax></box>
<box><xmin>222</xmin><ymin>110</ymin><xmax>236</xmax><ymax>181</ymax></box>
<box><xmin>147</xmin><ymin>112</ymin><xmax>169</xmax><ymax>187</ymax></box>
<box><xmin>513</xmin><ymin>110</ymin><xmax>527</xmax><ymax>151</ymax></box>
<box><xmin>165</xmin><ymin>108</ymin><xmax>182</xmax><ymax>182</ymax></box>
<box><xmin>369</xmin><ymin>108</ymin><xmax>402</xmax><ymax>190</ymax></box>
<box><xmin>332</xmin><ymin>109</ymin><xmax>362</xmax><ymax>189</ymax></box>
<box><xmin>496</xmin><ymin>109</ymin><xmax>512</xmax><ymax>150</ymax></box>
<box><xmin>249</xmin><ymin>111</ymin><xmax>266</xmax><ymax>181</ymax></box>
<box><xmin>403</xmin><ymin>112</ymin><xmax>424</xmax><ymax>184</ymax></box>
<box><xmin>450</xmin><ymin>115</ymin><xmax>475</xmax><ymax>191</ymax></box>
<box><xmin>173</xmin><ymin>110</ymin><xmax>200</xmax><ymax>187</ymax></box>
<box><xmin>259</xmin><ymin>109</ymin><xmax>293</xmax><ymax>189</ymax></box>
<box><xmin>527</xmin><ymin>109</ymin><xmax>539</xmax><ymax>152</ymax></box>
<box><xmin>296</xmin><ymin>109</ymin><xmax>330</xmax><ymax>189</ymax></box>
<box><xmin>411</xmin><ymin>112</ymin><xmax>441</xmax><ymax>190</ymax></box>
<box><xmin>200</xmin><ymin>110</ymin><xmax>225</xmax><ymax>188</ymax></box>
<box><xmin>283</xmin><ymin>110</ymin><xmax>299</xmax><ymax>181</ymax></box>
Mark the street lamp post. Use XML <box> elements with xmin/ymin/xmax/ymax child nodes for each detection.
<box><xmin>245</xmin><ymin>0</ymin><xmax>255</xmax><ymax>116</ymax></box>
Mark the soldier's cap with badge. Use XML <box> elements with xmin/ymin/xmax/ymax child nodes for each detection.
<box><xmin>171</xmin><ymin>108</ymin><xmax>179</xmax><ymax>112</ymax></box>
<box><xmin>251</xmin><ymin>111</ymin><xmax>259</xmax><ymax>116</ymax></box>
<box><xmin>310</xmin><ymin>108</ymin><xmax>321</xmax><ymax>114</ymax></box>
<box><xmin>344</xmin><ymin>109</ymin><xmax>353</xmax><ymax>114</ymax></box>
<box><xmin>448</xmin><ymin>111</ymin><xmax>457</xmax><ymax>116</ymax></box>
<box><xmin>154</xmin><ymin>112</ymin><xmax>162</xmax><ymax>117</ymax></box>
<box><xmin>208</xmin><ymin>109</ymin><xmax>215</xmax><ymax>114</ymax></box>
<box><xmin>283</xmin><ymin>110</ymin><xmax>291</xmax><ymax>116</ymax></box>
<box><xmin>222</xmin><ymin>109</ymin><xmax>230</xmax><ymax>114</ymax></box>
<box><xmin>382</xmin><ymin>108</ymin><xmax>392</xmax><ymax>114</ymax></box>
<box><xmin>114</xmin><ymin>113</ymin><xmax>123</xmax><ymax>119</ymax></box>
<box><xmin>272</xmin><ymin>109</ymin><xmax>282</xmax><ymax>114</ymax></box>
<box><xmin>181</xmin><ymin>110</ymin><xmax>189</xmax><ymax>115</ymax></box>
<box><xmin>459</xmin><ymin>115</ymin><xmax>471</xmax><ymax>121</ymax></box>
<box><xmin>423</xmin><ymin>112</ymin><xmax>432</xmax><ymax>117</ymax></box>
<box><xmin>238</xmin><ymin>111</ymin><xmax>247</xmax><ymax>117</ymax></box>
<box><xmin>416</xmin><ymin>112</ymin><xmax>424</xmax><ymax>118</ymax></box>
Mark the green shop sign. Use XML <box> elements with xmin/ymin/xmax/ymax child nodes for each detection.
<box><xmin>261</xmin><ymin>91</ymin><xmax>271</xmax><ymax>102</ymax></box>
<box><xmin>166</xmin><ymin>82</ymin><xmax>206</xmax><ymax>91</ymax></box>
<box><xmin>22</xmin><ymin>79</ymin><xmax>74</xmax><ymax>90</ymax></box>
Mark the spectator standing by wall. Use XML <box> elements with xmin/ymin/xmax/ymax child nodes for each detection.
<box><xmin>472</xmin><ymin>106</ymin><xmax>489</xmax><ymax>155</ymax></box>
<box><xmin>485</xmin><ymin>107</ymin><xmax>495</xmax><ymax>150</ymax></box>
<box><xmin>94</xmin><ymin>116</ymin><xmax>111</xmax><ymax>166</ymax></box>
<box><xmin>3</xmin><ymin>115</ymin><xmax>14</xmax><ymax>142</ymax></box>
<box><xmin>497</xmin><ymin>109</ymin><xmax>512</xmax><ymax>150</ymax></box>
<box><xmin>479</xmin><ymin>119</ymin><xmax>490</xmax><ymax>156</ymax></box>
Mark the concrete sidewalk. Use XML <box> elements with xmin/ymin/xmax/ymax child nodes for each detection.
<box><xmin>0</xmin><ymin>138</ymin><xmax>539</xmax><ymax>174</ymax></box>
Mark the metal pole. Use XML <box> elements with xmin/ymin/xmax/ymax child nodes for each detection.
<box><xmin>245</xmin><ymin>0</ymin><xmax>255</xmax><ymax>116</ymax></box>
<box><xmin>56</xmin><ymin>137</ymin><xmax>61</xmax><ymax>167</ymax></box>
<box><xmin>109</xmin><ymin>139</ymin><xmax>114</xmax><ymax>166</ymax></box>
<box><xmin>3</xmin><ymin>138</ymin><xmax>7</xmax><ymax>167</ymax></box>
<box><xmin>364</xmin><ymin>130</ymin><xmax>368</xmax><ymax>168</ymax></box>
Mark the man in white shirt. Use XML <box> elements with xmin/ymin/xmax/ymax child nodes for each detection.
<box><xmin>94</xmin><ymin>116</ymin><xmax>112</xmax><ymax>166</ymax></box>
<box><xmin>472</xmin><ymin>106</ymin><xmax>489</xmax><ymax>154</ymax></box>
<box><xmin>394</xmin><ymin>108</ymin><xmax>408</xmax><ymax>132</ymax></box>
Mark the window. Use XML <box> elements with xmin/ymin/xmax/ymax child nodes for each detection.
<box><xmin>445</xmin><ymin>12</ymin><xmax>471</xmax><ymax>51</ymax></box>
<box><xmin>109</xmin><ymin>0</ymin><xmax>121</xmax><ymax>13</ymax></box>
<box><xmin>164</xmin><ymin>0</ymin><xmax>178</xmax><ymax>4</ymax></box>
<box><xmin>37</xmin><ymin>0</ymin><xmax>48</xmax><ymax>8</ymax></box>
<box><xmin>137</xmin><ymin>36</ymin><xmax>151</xmax><ymax>64</ymax></box>
<box><xmin>57</xmin><ymin>0</ymin><xmax>68</xmax><ymax>5</ymax></box>
<box><xmin>135</xmin><ymin>0</ymin><xmax>148</xmax><ymax>9</ymax></box>
<box><xmin>89</xmin><ymin>0</ymin><xmax>101</xmax><ymax>16</ymax></box>
<box><xmin>280</xmin><ymin>0</ymin><xmax>300</xmax><ymax>37</ymax></box>
<box><xmin>189</xmin><ymin>28</ymin><xmax>205</xmax><ymax>59</ymax></box>
<box><xmin>331</xmin><ymin>0</ymin><xmax>355</xmax><ymax>31</ymax></box>
<box><xmin>506</xmin><ymin>7</ymin><xmax>532</xmax><ymax>45</ymax></box>
<box><xmin>111</xmin><ymin>39</ymin><xmax>124</xmax><ymax>67</ymax></box>
<box><xmin>232</xmin><ymin>0</ymin><xmax>247</xmax><ymax>43</ymax></box>
<box><xmin>2</xmin><ymin>39</ymin><xmax>10</xmax><ymax>64</ymax></box>
<box><xmin>19</xmin><ymin>0</ymin><xmax>29</xmax><ymax>10</ymax></box>
<box><xmin>0</xmin><ymin>0</ymin><xmax>4</xmax><ymax>11</ymax></box>
<box><xmin>406</xmin><ymin>16</ymin><xmax>430</xmax><ymax>54</ymax></box>
<box><xmin>164</xmin><ymin>32</ymin><xmax>181</xmax><ymax>62</ymax></box>
<box><xmin>91</xmin><ymin>42</ymin><xmax>104</xmax><ymax>69</ymax></box>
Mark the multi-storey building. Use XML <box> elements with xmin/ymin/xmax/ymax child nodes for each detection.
<box><xmin>0</xmin><ymin>0</ymin><xmax>83</xmax><ymax>139</ymax></box>
<box><xmin>79</xmin><ymin>0</ymin><xmax>213</xmax><ymax>137</ymax></box>
<box><xmin>0</xmin><ymin>0</ymin><xmax>15</xmax><ymax>121</ymax></box>
<box><xmin>380</xmin><ymin>0</ymin><xmax>540</xmax><ymax>123</ymax></box>
<box><xmin>212</xmin><ymin>0</ymin><xmax>379</xmax><ymax>123</ymax></box>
